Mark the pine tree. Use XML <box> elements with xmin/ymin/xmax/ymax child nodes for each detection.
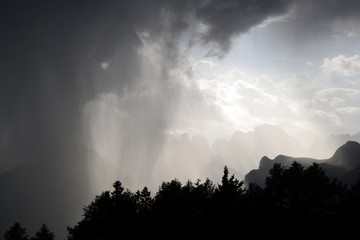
<box><xmin>4</xmin><ymin>222</ymin><xmax>28</xmax><ymax>240</ymax></box>
<box><xmin>31</xmin><ymin>224</ymin><xmax>54</xmax><ymax>240</ymax></box>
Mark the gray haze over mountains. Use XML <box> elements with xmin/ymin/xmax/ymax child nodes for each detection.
<box><xmin>155</xmin><ymin>125</ymin><xmax>360</xmax><ymax>184</ymax></box>
<box><xmin>154</xmin><ymin>124</ymin><xmax>305</xmax><ymax>183</ymax></box>
<box><xmin>309</xmin><ymin>132</ymin><xmax>360</xmax><ymax>158</ymax></box>
<box><xmin>1</xmin><ymin>0</ymin><xmax>360</xmax><ymax>239</ymax></box>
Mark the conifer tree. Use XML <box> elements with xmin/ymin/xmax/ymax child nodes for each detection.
<box><xmin>4</xmin><ymin>222</ymin><xmax>28</xmax><ymax>240</ymax></box>
<box><xmin>31</xmin><ymin>224</ymin><xmax>54</xmax><ymax>240</ymax></box>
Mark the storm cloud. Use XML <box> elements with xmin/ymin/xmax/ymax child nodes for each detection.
<box><xmin>195</xmin><ymin>0</ymin><xmax>295</xmax><ymax>55</ymax></box>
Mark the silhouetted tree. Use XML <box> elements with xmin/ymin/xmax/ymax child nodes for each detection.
<box><xmin>134</xmin><ymin>186</ymin><xmax>153</xmax><ymax>237</ymax></box>
<box><xmin>152</xmin><ymin>179</ymin><xmax>184</xmax><ymax>238</ymax></box>
<box><xmin>202</xmin><ymin>166</ymin><xmax>243</xmax><ymax>238</ymax></box>
<box><xmin>4</xmin><ymin>222</ymin><xmax>28</xmax><ymax>240</ymax></box>
<box><xmin>65</xmin><ymin>163</ymin><xmax>360</xmax><ymax>240</ymax></box>
<box><xmin>218</xmin><ymin>165</ymin><xmax>243</xmax><ymax>196</ymax></box>
<box><xmin>67</xmin><ymin>190</ymin><xmax>114</xmax><ymax>240</ymax></box>
<box><xmin>31</xmin><ymin>224</ymin><xmax>54</xmax><ymax>240</ymax></box>
<box><xmin>261</xmin><ymin>161</ymin><xmax>349</xmax><ymax>239</ymax></box>
<box><xmin>111</xmin><ymin>180</ymin><xmax>124</xmax><ymax>198</ymax></box>
<box><xmin>67</xmin><ymin>180</ymin><xmax>139</xmax><ymax>240</ymax></box>
<box><xmin>135</xmin><ymin>186</ymin><xmax>153</xmax><ymax>213</ymax></box>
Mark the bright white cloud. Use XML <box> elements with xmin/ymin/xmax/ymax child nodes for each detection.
<box><xmin>309</xmin><ymin>109</ymin><xmax>342</xmax><ymax>127</ymax></box>
<box><xmin>257</xmin><ymin>10</ymin><xmax>294</xmax><ymax>28</ymax></box>
<box><xmin>298</xmin><ymin>87</ymin><xmax>360</xmax><ymax>136</ymax></box>
<box><xmin>337</xmin><ymin>107</ymin><xmax>360</xmax><ymax>114</ymax></box>
<box><xmin>313</xmin><ymin>88</ymin><xmax>360</xmax><ymax>106</ymax></box>
<box><xmin>322</xmin><ymin>55</ymin><xmax>360</xmax><ymax>77</ymax></box>
<box><xmin>191</xmin><ymin>65</ymin><xmax>306</xmax><ymax>137</ymax></box>
<box><xmin>275</xmin><ymin>74</ymin><xmax>320</xmax><ymax>100</ymax></box>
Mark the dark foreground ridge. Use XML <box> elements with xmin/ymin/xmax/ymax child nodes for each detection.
<box><xmin>5</xmin><ymin>160</ymin><xmax>360</xmax><ymax>240</ymax></box>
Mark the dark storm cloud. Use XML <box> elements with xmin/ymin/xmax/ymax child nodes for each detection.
<box><xmin>297</xmin><ymin>0</ymin><xmax>360</xmax><ymax>20</ymax></box>
<box><xmin>281</xmin><ymin>0</ymin><xmax>360</xmax><ymax>39</ymax></box>
<box><xmin>195</xmin><ymin>0</ymin><xmax>294</xmax><ymax>56</ymax></box>
<box><xmin>0</xmin><ymin>0</ymin><xmax>198</xmax><ymax>236</ymax></box>
<box><xmin>0</xmin><ymin>0</ymin><xmax>196</xmax><ymax>168</ymax></box>
<box><xmin>0</xmin><ymin>1</ymin><xmax>124</xmax><ymax>165</ymax></box>
<box><xmin>193</xmin><ymin>0</ymin><xmax>360</xmax><ymax>56</ymax></box>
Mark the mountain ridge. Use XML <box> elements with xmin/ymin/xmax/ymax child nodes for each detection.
<box><xmin>245</xmin><ymin>141</ymin><xmax>360</xmax><ymax>188</ymax></box>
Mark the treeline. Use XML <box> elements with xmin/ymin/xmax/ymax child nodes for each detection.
<box><xmin>5</xmin><ymin>163</ymin><xmax>360</xmax><ymax>240</ymax></box>
<box><xmin>4</xmin><ymin>223</ymin><xmax>54</xmax><ymax>240</ymax></box>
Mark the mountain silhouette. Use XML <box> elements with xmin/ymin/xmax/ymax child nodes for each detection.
<box><xmin>205</xmin><ymin>124</ymin><xmax>305</xmax><ymax>180</ymax></box>
<box><xmin>327</xmin><ymin>141</ymin><xmax>360</xmax><ymax>169</ymax></box>
<box><xmin>245</xmin><ymin>141</ymin><xmax>360</xmax><ymax>188</ymax></box>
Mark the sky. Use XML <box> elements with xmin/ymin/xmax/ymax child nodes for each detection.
<box><xmin>1</xmin><ymin>0</ymin><xmax>360</xmax><ymax>237</ymax></box>
<box><xmin>186</xmin><ymin>1</ymin><xmax>360</xmax><ymax>142</ymax></box>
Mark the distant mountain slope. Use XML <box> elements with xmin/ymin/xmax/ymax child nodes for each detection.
<box><xmin>245</xmin><ymin>141</ymin><xmax>360</xmax><ymax>188</ymax></box>
<box><xmin>154</xmin><ymin>124</ymin><xmax>306</xmax><ymax>184</ymax></box>
<box><xmin>327</xmin><ymin>141</ymin><xmax>360</xmax><ymax>169</ymax></box>
<box><xmin>309</xmin><ymin>132</ymin><xmax>360</xmax><ymax>158</ymax></box>
<box><xmin>205</xmin><ymin>124</ymin><xmax>305</xmax><ymax>181</ymax></box>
